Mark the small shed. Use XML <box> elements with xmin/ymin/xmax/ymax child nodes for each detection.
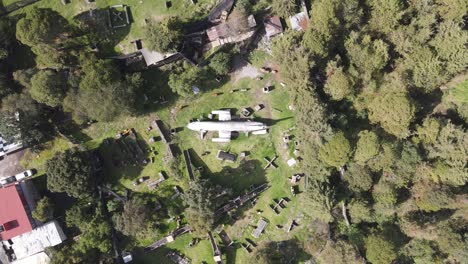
<box><xmin>264</xmin><ymin>16</ymin><xmax>283</xmax><ymax>38</ymax></box>
<box><xmin>217</xmin><ymin>150</ymin><xmax>236</xmax><ymax>162</ymax></box>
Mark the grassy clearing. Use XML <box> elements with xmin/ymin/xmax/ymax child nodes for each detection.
<box><xmin>20</xmin><ymin>69</ymin><xmax>311</xmax><ymax>263</ymax></box>
<box><xmin>10</xmin><ymin>0</ymin><xmax>215</xmax><ymax>52</ymax></box>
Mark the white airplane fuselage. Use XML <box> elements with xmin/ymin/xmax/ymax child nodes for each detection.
<box><xmin>187</xmin><ymin>121</ymin><xmax>267</xmax><ymax>132</ymax></box>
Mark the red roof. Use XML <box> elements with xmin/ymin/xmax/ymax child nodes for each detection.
<box><xmin>0</xmin><ymin>185</ymin><xmax>33</xmax><ymax>240</ymax></box>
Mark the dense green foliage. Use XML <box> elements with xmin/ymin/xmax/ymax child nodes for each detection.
<box><xmin>0</xmin><ymin>0</ymin><xmax>466</xmax><ymax>263</ymax></box>
<box><xmin>269</xmin><ymin>0</ymin><xmax>468</xmax><ymax>263</ymax></box>
<box><xmin>319</xmin><ymin>132</ymin><xmax>351</xmax><ymax>168</ymax></box>
<box><xmin>32</xmin><ymin>196</ymin><xmax>54</xmax><ymax>222</ymax></box>
<box><xmin>30</xmin><ymin>70</ymin><xmax>67</xmax><ymax>107</ymax></box>
<box><xmin>46</xmin><ymin>148</ymin><xmax>95</xmax><ymax>198</ymax></box>
<box><xmin>271</xmin><ymin>0</ymin><xmax>297</xmax><ymax>18</ymax></box>
<box><xmin>114</xmin><ymin>197</ymin><xmax>157</xmax><ymax>239</ymax></box>
<box><xmin>209</xmin><ymin>52</ymin><xmax>232</xmax><ymax>76</ymax></box>
<box><xmin>168</xmin><ymin>65</ymin><xmax>206</xmax><ymax>97</ymax></box>
<box><xmin>65</xmin><ymin>204</ymin><xmax>112</xmax><ymax>255</ymax></box>
<box><xmin>183</xmin><ymin>179</ymin><xmax>216</xmax><ymax>236</ymax></box>
<box><xmin>144</xmin><ymin>17</ymin><xmax>183</xmax><ymax>53</ymax></box>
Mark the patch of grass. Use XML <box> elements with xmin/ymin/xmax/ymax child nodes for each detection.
<box><xmin>20</xmin><ymin>58</ymin><xmax>314</xmax><ymax>263</ymax></box>
<box><xmin>248</xmin><ymin>50</ymin><xmax>272</xmax><ymax>68</ymax></box>
<box><xmin>449</xmin><ymin>79</ymin><xmax>468</xmax><ymax>104</ymax></box>
<box><xmin>10</xmin><ymin>0</ymin><xmax>216</xmax><ymax>53</ymax></box>
<box><xmin>20</xmin><ymin>136</ymin><xmax>71</xmax><ymax>174</ymax></box>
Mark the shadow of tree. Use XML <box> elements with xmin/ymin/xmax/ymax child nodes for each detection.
<box><xmin>97</xmin><ymin>132</ymin><xmax>150</xmax><ymax>184</ymax></box>
<box><xmin>73</xmin><ymin>7</ymin><xmax>131</xmax><ymax>57</ymax></box>
<box><xmin>211</xmin><ymin>159</ymin><xmax>267</xmax><ymax>194</ymax></box>
<box><xmin>253</xmin><ymin>238</ymin><xmax>312</xmax><ymax>264</ymax></box>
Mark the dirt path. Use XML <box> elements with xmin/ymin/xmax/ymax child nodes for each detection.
<box><xmin>231</xmin><ymin>55</ymin><xmax>261</xmax><ymax>82</ymax></box>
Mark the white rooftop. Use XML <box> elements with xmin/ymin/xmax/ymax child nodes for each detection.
<box><xmin>11</xmin><ymin>221</ymin><xmax>66</xmax><ymax>260</ymax></box>
<box><xmin>12</xmin><ymin>252</ymin><xmax>50</xmax><ymax>264</ymax></box>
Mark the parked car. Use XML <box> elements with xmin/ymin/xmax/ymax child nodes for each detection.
<box><xmin>0</xmin><ymin>176</ymin><xmax>16</xmax><ymax>186</ymax></box>
<box><xmin>14</xmin><ymin>170</ymin><xmax>34</xmax><ymax>181</ymax></box>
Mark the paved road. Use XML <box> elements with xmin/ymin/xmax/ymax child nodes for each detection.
<box><xmin>0</xmin><ymin>149</ymin><xmax>25</xmax><ymax>179</ymax></box>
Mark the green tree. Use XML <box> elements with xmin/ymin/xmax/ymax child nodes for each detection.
<box><xmin>415</xmin><ymin>117</ymin><xmax>441</xmax><ymax>145</ymax></box>
<box><xmin>114</xmin><ymin>197</ymin><xmax>156</xmax><ymax>239</ymax></box>
<box><xmin>348</xmin><ymin>198</ymin><xmax>373</xmax><ymax>224</ymax></box>
<box><xmin>368</xmin><ymin>89</ymin><xmax>415</xmax><ymax>138</ymax></box>
<box><xmin>183</xmin><ymin>179</ymin><xmax>216</xmax><ymax>236</ymax></box>
<box><xmin>72</xmin><ymin>74</ymin><xmax>143</xmax><ymax>122</ymax></box>
<box><xmin>411</xmin><ymin>180</ymin><xmax>454</xmax><ymax>212</ymax></box>
<box><xmin>435</xmin><ymin>0</ymin><xmax>467</xmax><ymax>23</ymax></box>
<box><xmin>404</xmin><ymin>47</ymin><xmax>446</xmax><ymax>92</ymax></box>
<box><xmin>30</xmin><ymin>70</ymin><xmax>67</xmax><ymax>107</ymax></box>
<box><xmin>65</xmin><ymin>205</ymin><xmax>112</xmax><ymax>254</ymax></box>
<box><xmin>79</xmin><ymin>57</ymin><xmax>121</xmax><ymax>91</ymax></box>
<box><xmin>309</xmin><ymin>0</ymin><xmax>339</xmax><ymax>39</ymax></box>
<box><xmin>365</xmin><ymin>234</ymin><xmax>398</xmax><ymax>264</ymax></box>
<box><xmin>324</xmin><ymin>67</ymin><xmax>353</xmax><ymax>100</ymax></box>
<box><xmin>271</xmin><ymin>0</ymin><xmax>297</xmax><ymax>18</ymax></box>
<box><xmin>368</xmin><ymin>0</ymin><xmax>404</xmax><ymax>34</ymax></box>
<box><xmin>16</xmin><ymin>8</ymin><xmax>69</xmax><ymax>47</ymax></box>
<box><xmin>255</xmin><ymin>239</ymin><xmax>310</xmax><ymax>264</ymax></box>
<box><xmin>430</xmin><ymin>21</ymin><xmax>468</xmax><ymax>76</ymax></box>
<box><xmin>427</xmin><ymin>122</ymin><xmax>466</xmax><ymax>168</ymax></box>
<box><xmin>32</xmin><ymin>196</ymin><xmax>54</xmax><ymax>222</ymax></box>
<box><xmin>430</xmin><ymin>161</ymin><xmax>468</xmax><ymax>187</ymax></box>
<box><xmin>345</xmin><ymin>32</ymin><xmax>389</xmax><ymax>82</ymax></box>
<box><xmin>319</xmin><ymin>132</ymin><xmax>352</xmax><ymax>168</ymax></box>
<box><xmin>304</xmin><ymin>179</ymin><xmax>335</xmax><ymax>222</ymax></box>
<box><xmin>144</xmin><ymin>17</ymin><xmax>183</xmax><ymax>53</ymax></box>
<box><xmin>46</xmin><ymin>148</ymin><xmax>94</xmax><ymax>198</ymax></box>
<box><xmin>373</xmin><ymin>180</ymin><xmax>398</xmax><ymax>206</ymax></box>
<box><xmin>0</xmin><ymin>111</ymin><xmax>21</xmax><ymax>142</ymax></box>
<box><xmin>272</xmin><ymin>31</ymin><xmax>312</xmax><ymax>87</ymax></box>
<box><xmin>344</xmin><ymin>163</ymin><xmax>373</xmax><ymax>192</ymax></box>
<box><xmin>403</xmin><ymin>239</ymin><xmax>443</xmax><ymax>264</ymax></box>
<box><xmin>168</xmin><ymin>65</ymin><xmax>205</xmax><ymax>97</ymax></box>
<box><xmin>367</xmin><ymin>142</ymin><xmax>398</xmax><ymax>172</ymax></box>
<box><xmin>209</xmin><ymin>52</ymin><xmax>231</xmax><ymax>75</ymax></box>
<box><xmin>354</xmin><ymin>130</ymin><xmax>380</xmax><ymax>164</ymax></box>
<box><xmin>1</xmin><ymin>93</ymin><xmax>50</xmax><ymax>148</ymax></box>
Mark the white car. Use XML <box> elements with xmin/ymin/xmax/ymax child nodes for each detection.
<box><xmin>14</xmin><ymin>170</ymin><xmax>34</xmax><ymax>181</ymax></box>
<box><xmin>0</xmin><ymin>170</ymin><xmax>34</xmax><ymax>186</ymax></box>
<box><xmin>0</xmin><ymin>176</ymin><xmax>16</xmax><ymax>186</ymax></box>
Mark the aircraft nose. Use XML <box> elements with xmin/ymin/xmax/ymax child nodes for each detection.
<box><xmin>187</xmin><ymin>122</ymin><xmax>196</xmax><ymax>130</ymax></box>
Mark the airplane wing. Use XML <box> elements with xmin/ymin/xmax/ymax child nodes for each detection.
<box><xmin>212</xmin><ymin>131</ymin><xmax>231</xmax><ymax>142</ymax></box>
<box><xmin>212</xmin><ymin>110</ymin><xmax>231</xmax><ymax>121</ymax></box>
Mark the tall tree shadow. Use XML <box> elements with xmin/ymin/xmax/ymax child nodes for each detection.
<box><xmin>97</xmin><ymin>131</ymin><xmax>150</xmax><ymax>184</ymax></box>
<box><xmin>253</xmin><ymin>238</ymin><xmax>312</xmax><ymax>264</ymax></box>
<box><xmin>210</xmin><ymin>159</ymin><xmax>267</xmax><ymax>194</ymax></box>
<box><xmin>73</xmin><ymin>7</ymin><xmax>132</xmax><ymax>57</ymax></box>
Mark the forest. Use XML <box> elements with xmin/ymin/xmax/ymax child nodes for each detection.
<box><xmin>0</xmin><ymin>0</ymin><xmax>466</xmax><ymax>263</ymax></box>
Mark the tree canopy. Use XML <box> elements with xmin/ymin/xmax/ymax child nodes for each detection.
<box><xmin>46</xmin><ymin>148</ymin><xmax>95</xmax><ymax>198</ymax></box>
<box><xmin>16</xmin><ymin>8</ymin><xmax>69</xmax><ymax>47</ymax></box>
<box><xmin>368</xmin><ymin>89</ymin><xmax>415</xmax><ymax>138</ymax></box>
<box><xmin>319</xmin><ymin>132</ymin><xmax>352</xmax><ymax>168</ymax></box>
<box><xmin>30</xmin><ymin>70</ymin><xmax>67</xmax><ymax>107</ymax></box>
<box><xmin>144</xmin><ymin>17</ymin><xmax>183</xmax><ymax>53</ymax></box>
<box><xmin>183</xmin><ymin>179</ymin><xmax>217</xmax><ymax>236</ymax></box>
